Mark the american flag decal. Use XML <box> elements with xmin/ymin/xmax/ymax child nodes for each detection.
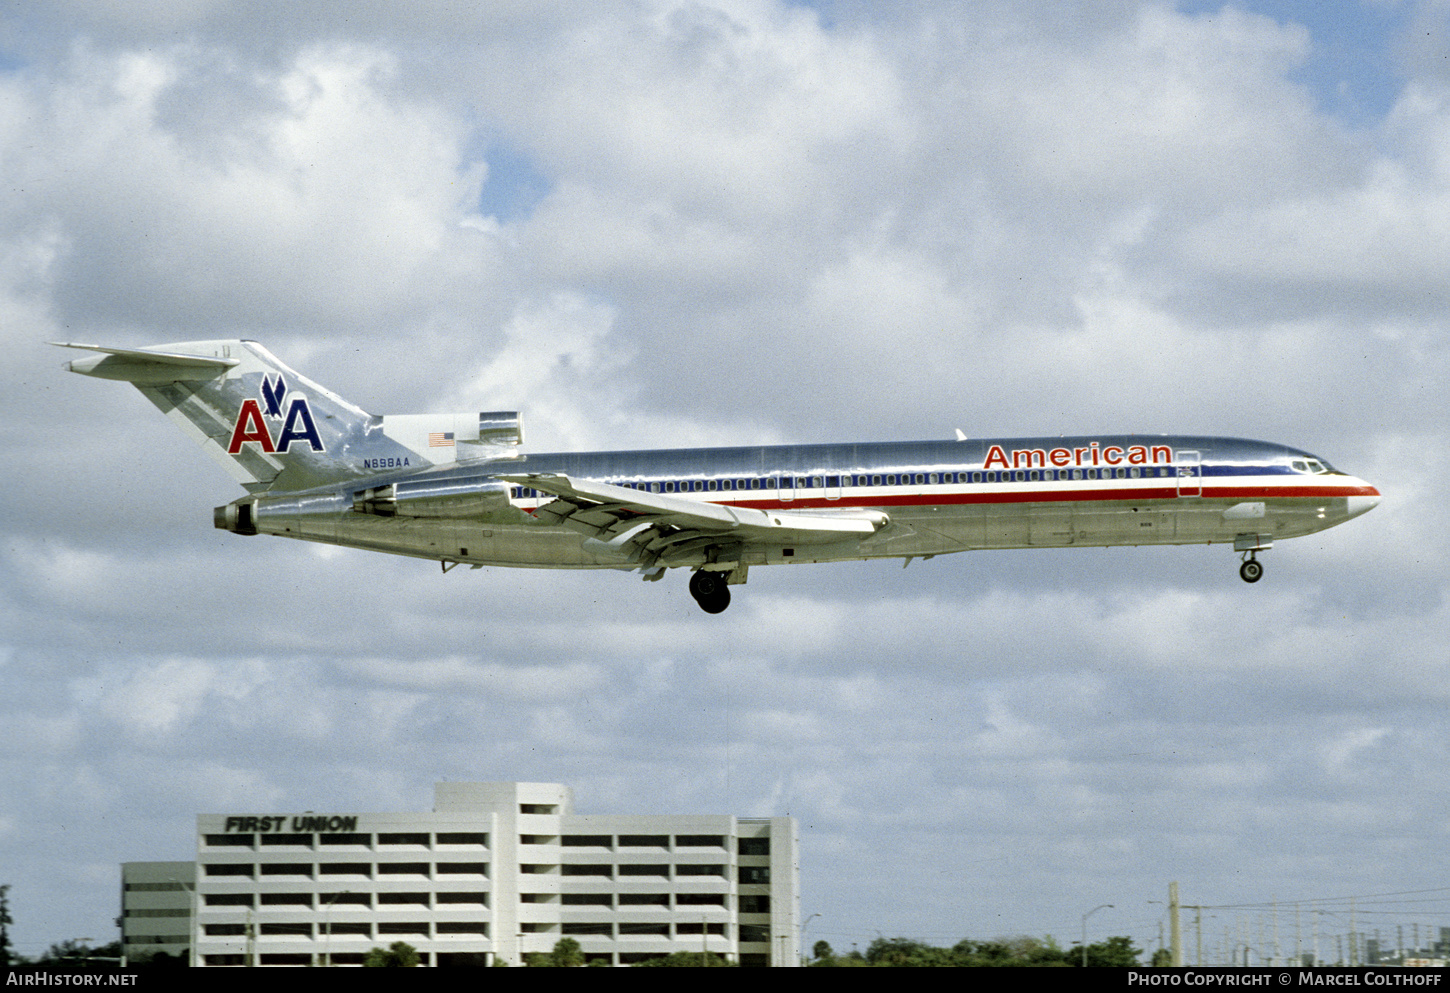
<box><xmin>429</xmin><ymin>431</ymin><xmax>455</xmax><ymax>447</ymax></box>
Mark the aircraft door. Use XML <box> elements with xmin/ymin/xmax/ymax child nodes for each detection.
<box><xmin>1176</xmin><ymin>450</ymin><xmax>1202</xmax><ymax>497</ymax></box>
<box><xmin>779</xmin><ymin>474</ymin><xmax>795</xmax><ymax>502</ymax></box>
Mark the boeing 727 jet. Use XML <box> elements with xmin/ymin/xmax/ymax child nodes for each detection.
<box><xmin>57</xmin><ymin>340</ymin><xmax>1380</xmax><ymax>612</ymax></box>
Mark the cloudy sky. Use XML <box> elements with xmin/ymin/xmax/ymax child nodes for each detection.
<box><xmin>2</xmin><ymin>0</ymin><xmax>1447</xmax><ymax>964</ymax></box>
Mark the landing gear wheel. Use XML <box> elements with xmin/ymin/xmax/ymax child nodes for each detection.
<box><xmin>1239</xmin><ymin>559</ymin><xmax>1263</xmax><ymax>583</ymax></box>
<box><xmin>689</xmin><ymin>570</ymin><xmax>732</xmax><ymax>613</ymax></box>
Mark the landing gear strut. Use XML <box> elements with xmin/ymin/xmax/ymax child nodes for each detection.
<box><xmin>689</xmin><ymin>570</ymin><xmax>731</xmax><ymax>613</ymax></box>
<box><xmin>1239</xmin><ymin>553</ymin><xmax>1263</xmax><ymax>584</ymax></box>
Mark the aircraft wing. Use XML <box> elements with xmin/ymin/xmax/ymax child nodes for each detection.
<box><xmin>496</xmin><ymin>472</ymin><xmax>888</xmax><ymax>569</ymax></box>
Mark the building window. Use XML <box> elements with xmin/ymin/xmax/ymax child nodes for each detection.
<box><xmin>319</xmin><ymin>862</ymin><xmax>371</xmax><ymax>877</ymax></box>
<box><xmin>739</xmin><ymin>895</ymin><xmax>771</xmax><ymax>913</ymax></box>
<box><xmin>675</xmin><ymin>893</ymin><xmax>727</xmax><ymax>906</ymax></box>
<box><xmin>322</xmin><ymin>892</ymin><xmax>371</xmax><ymax>906</ymax></box>
<box><xmin>560</xmin><ymin>864</ymin><xmax>612</xmax><ymax>877</ymax></box>
<box><xmin>561</xmin><ymin>835</ymin><xmax>612</xmax><ymax>847</ymax></box>
<box><xmin>260</xmin><ymin>893</ymin><xmax>313</xmax><ymax>906</ymax></box>
<box><xmin>260</xmin><ymin>923</ymin><xmax>312</xmax><ymax>937</ymax></box>
<box><xmin>203</xmin><ymin>924</ymin><xmax>246</xmax><ymax>936</ymax></box>
<box><xmin>738</xmin><ymin>838</ymin><xmax>770</xmax><ymax>856</ymax></box>
<box><xmin>436</xmin><ymin>862</ymin><xmax>488</xmax><ymax>875</ymax></box>
<box><xmin>326</xmin><ymin>923</ymin><xmax>371</xmax><ymax>937</ymax></box>
<box><xmin>617</xmin><ymin>835</ymin><xmax>668</xmax><ymax>848</ymax></box>
<box><xmin>259</xmin><ymin>833</ymin><xmax>312</xmax><ymax>846</ymax></box>
<box><xmin>319</xmin><ymin>833</ymin><xmax>370</xmax><ymax>846</ymax></box>
<box><xmin>378</xmin><ymin>922</ymin><xmax>430</xmax><ymax>936</ymax></box>
<box><xmin>377</xmin><ymin>832</ymin><xmax>431</xmax><ymax>846</ymax></box>
<box><xmin>738</xmin><ymin>867</ymin><xmax>770</xmax><ymax>884</ymax></box>
<box><xmin>260</xmin><ymin>862</ymin><xmax>312</xmax><ymax>877</ymax></box>
<box><xmin>676</xmin><ymin>923</ymin><xmax>727</xmax><ymax>936</ymax></box>
<box><xmin>619</xmin><ymin>922</ymin><xmax>670</xmax><ymax>936</ymax></box>
<box><xmin>203</xmin><ymin>894</ymin><xmax>254</xmax><ymax>907</ymax></box>
<box><xmin>674</xmin><ymin>835</ymin><xmax>725</xmax><ymax>848</ymax></box>
<box><xmin>378</xmin><ymin>892</ymin><xmax>430</xmax><ymax>906</ymax></box>
<box><xmin>562</xmin><ymin>923</ymin><xmax>612</xmax><ymax>936</ymax></box>
<box><xmin>203</xmin><ymin>834</ymin><xmax>253</xmax><ymax>847</ymax></box>
<box><xmin>617</xmin><ymin>893</ymin><xmax>668</xmax><ymax>906</ymax></box>
<box><xmin>436</xmin><ymin>833</ymin><xmax>488</xmax><ymax>846</ymax></box>
<box><xmin>617</xmin><ymin>864</ymin><xmax>668</xmax><ymax>877</ymax></box>
<box><xmin>739</xmin><ymin>924</ymin><xmax>770</xmax><ymax>943</ymax></box>
<box><xmin>124</xmin><ymin>882</ymin><xmax>187</xmax><ymax>892</ymax></box>
<box><xmin>376</xmin><ymin>862</ymin><xmax>430</xmax><ymax>876</ymax></box>
<box><xmin>436</xmin><ymin>892</ymin><xmax>488</xmax><ymax>906</ymax></box>
<box><xmin>675</xmin><ymin>864</ymin><xmax>725</xmax><ymax>877</ymax></box>
<box><xmin>562</xmin><ymin>894</ymin><xmax>613</xmax><ymax>906</ymax></box>
<box><xmin>437</xmin><ymin>923</ymin><xmax>489</xmax><ymax>936</ymax></box>
<box><xmin>203</xmin><ymin>863</ymin><xmax>253</xmax><ymax>877</ymax></box>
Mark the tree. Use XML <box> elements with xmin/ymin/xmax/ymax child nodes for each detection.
<box><xmin>866</xmin><ymin>936</ymin><xmax>940</xmax><ymax>966</ymax></box>
<box><xmin>0</xmin><ymin>885</ymin><xmax>11</xmax><ymax>968</ymax></box>
<box><xmin>364</xmin><ymin>941</ymin><xmax>420</xmax><ymax>967</ymax></box>
<box><xmin>525</xmin><ymin>937</ymin><xmax>585</xmax><ymax>967</ymax></box>
<box><xmin>1070</xmin><ymin>935</ymin><xmax>1143</xmax><ymax>968</ymax></box>
<box><xmin>811</xmin><ymin>940</ymin><xmax>835</xmax><ymax>964</ymax></box>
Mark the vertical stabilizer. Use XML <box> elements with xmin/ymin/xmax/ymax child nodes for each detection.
<box><xmin>56</xmin><ymin>340</ymin><xmax>420</xmax><ymax>493</ymax></box>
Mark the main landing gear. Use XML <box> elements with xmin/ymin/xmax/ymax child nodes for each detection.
<box><xmin>689</xmin><ymin>570</ymin><xmax>731</xmax><ymax>613</ymax></box>
<box><xmin>1239</xmin><ymin>552</ymin><xmax>1264</xmax><ymax>584</ymax></box>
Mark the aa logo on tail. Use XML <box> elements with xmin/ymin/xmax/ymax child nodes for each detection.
<box><xmin>226</xmin><ymin>375</ymin><xmax>325</xmax><ymax>454</ymax></box>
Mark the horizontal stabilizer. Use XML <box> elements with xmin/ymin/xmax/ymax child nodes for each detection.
<box><xmin>52</xmin><ymin>342</ymin><xmax>238</xmax><ymax>383</ymax></box>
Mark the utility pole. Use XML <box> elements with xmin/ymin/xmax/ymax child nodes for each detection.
<box><xmin>1169</xmin><ymin>882</ymin><xmax>1183</xmax><ymax>967</ymax></box>
<box><xmin>1350</xmin><ymin>897</ymin><xmax>1357</xmax><ymax>966</ymax></box>
<box><xmin>1082</xmin><ymin>904</ymin><xmax>1113</xmax><ymax>967</ymax></box>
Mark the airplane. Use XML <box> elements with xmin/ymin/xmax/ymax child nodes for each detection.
<box><xmin>55</xmin><ymin>339</ymin><xmax>1380</xmax><ymax>613</ymax></box>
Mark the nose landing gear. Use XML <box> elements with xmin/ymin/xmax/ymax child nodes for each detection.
<box><xmin>689</xmin><ymin>569</ymin><xmax>731</xmax><ymax>613</ymax></box>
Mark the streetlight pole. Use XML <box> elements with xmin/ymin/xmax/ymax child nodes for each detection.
<box><xmin>1082</xmin><ymin>904</ymin><xmax>1114</xmax><ymax>967</ymax></box>
<box><xmin>801</xmin><ymin>913</ymin><xmax>820</xmax><ymax>964</ymax></box>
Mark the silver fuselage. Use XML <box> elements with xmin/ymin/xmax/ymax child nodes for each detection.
<box><xmin>235</xmin><ymin>435</ymin><xmax>1380</xmax><ymax>572</ymax></box>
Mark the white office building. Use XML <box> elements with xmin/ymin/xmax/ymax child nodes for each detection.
<box><xmin>134</xmin><ymin>782</ymin><xmax>798</xmax><ymax>967</ymax></box>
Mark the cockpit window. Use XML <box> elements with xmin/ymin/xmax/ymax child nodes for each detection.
<box><xmin>1291</xmin><ymin>457</ymin><xmax>1338</xmax><ymax>474</ymax></box>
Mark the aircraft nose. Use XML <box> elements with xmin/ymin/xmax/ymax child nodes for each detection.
<box><xmin>1346</xmin><ymin>487</ymin><xmax>1380</xmax><ymax>519</ymax></box>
